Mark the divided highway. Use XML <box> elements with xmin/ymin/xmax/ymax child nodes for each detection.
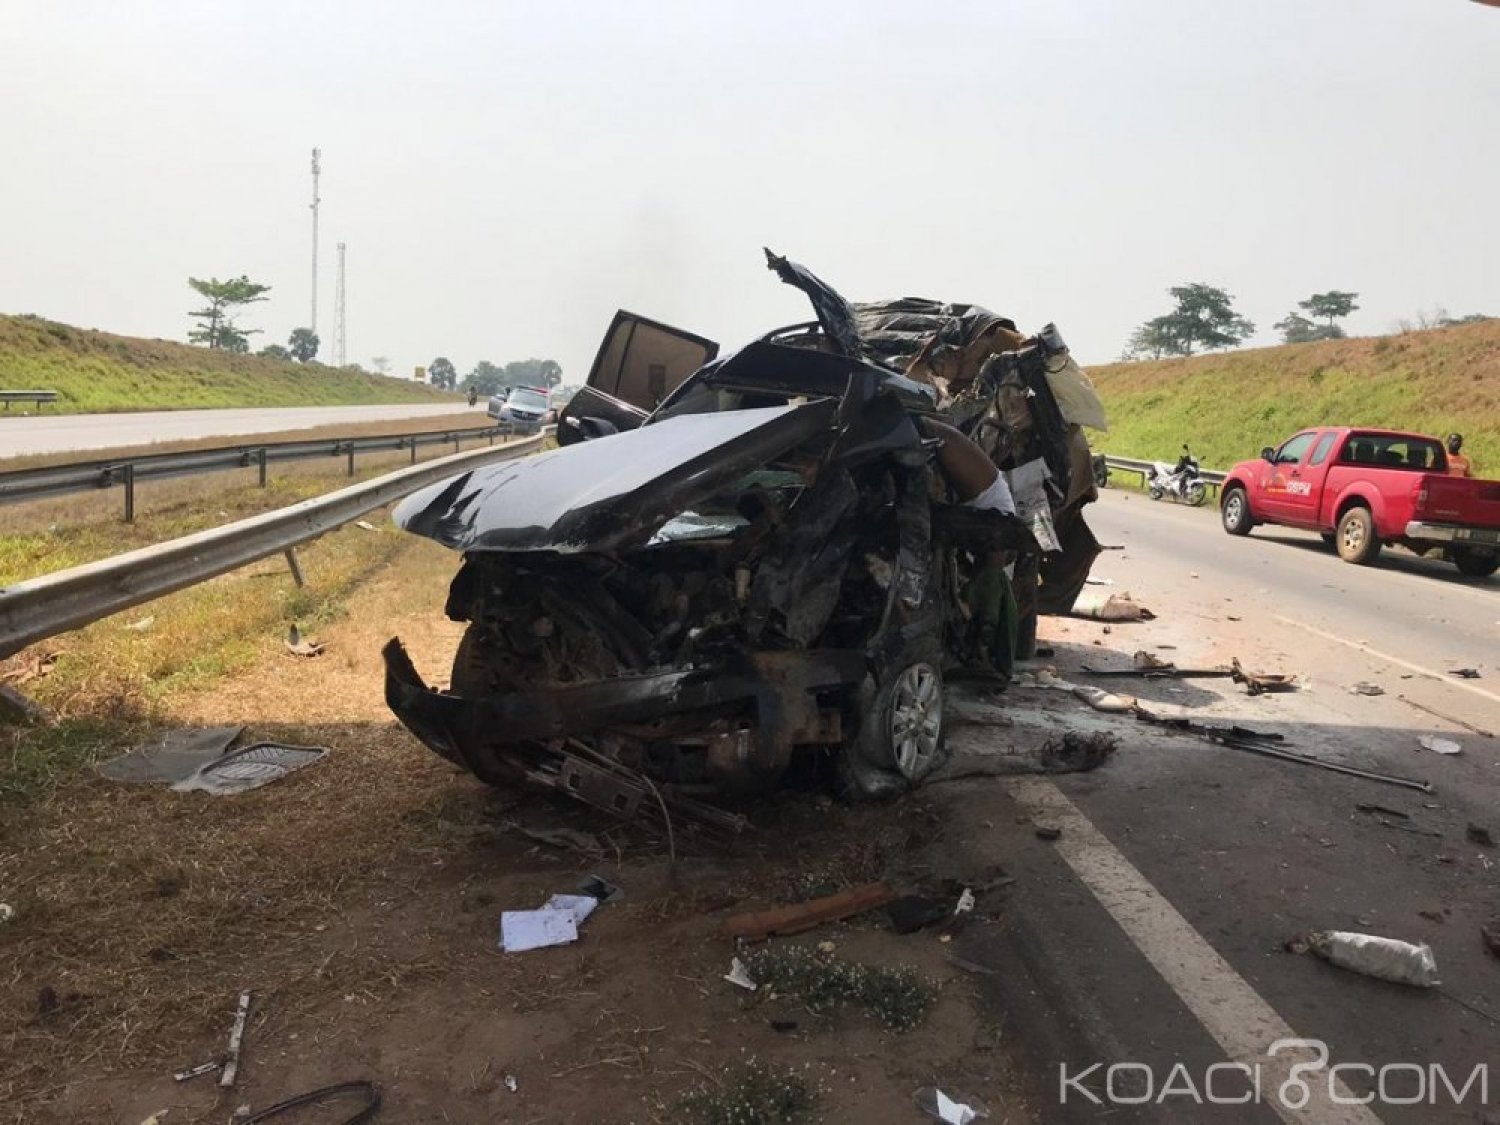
<box><xmin>0</xmin><ymin>402</ymin><xmax>480</xmax><ymax>457</ymax></box>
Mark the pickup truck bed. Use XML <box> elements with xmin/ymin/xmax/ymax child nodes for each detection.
<box><xmin>1219</xmin><ymin>427</ymin><xmax>1500</xmax><ymax>577</ymax></box>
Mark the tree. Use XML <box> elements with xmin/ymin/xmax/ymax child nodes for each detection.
<box><xmin>370</xmin><ymin>356</ymin><xmax>390</xmax><ymax>375</ymax></box>
<box><xmin>428</xmin><ymin>356</ymin><xmax>458</xmax><ymax>390</ymax></box>
<box><xmin>259</xmin><ymin>343</ymin><xmax>291</xmax><ymax>360</ymax></box>
<box><xmin>461</xmin><ymin>360</ymin><xmax>506</xmax><ymax>395</ymax></box>
<box><xmin>187</xmin><ymin>275</ymin><xmax>270</xmax><ymax>351</ymax></box>
<box><xmin>1273</xmin><ymin>312</ymin><xmax>1323</xmax><ymax>344</ymax></box>
<box><xmin>1297</xmin><ymin>291</ymin><xmax>1359</xmax><ymax>332</ymax></box>
<box><xmin>1125</xmin><ymin>283</ymin><xmax>1254</xmax><ymax>359</ymax></box>
<box><xmin>288</xmin><ymin>327</ymin><xmax>320</xmax><ymax>363</ymax></box>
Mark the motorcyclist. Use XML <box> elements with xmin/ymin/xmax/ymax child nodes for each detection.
<box><xmin>467</xmin><ymin>387</ymin><xmax>478</xmax><ymax>407</ymax></box>
<box><xmin>1446</xmin><ymin>433</ymin><xmax>1471</xmax><ymax>477</ymax></box>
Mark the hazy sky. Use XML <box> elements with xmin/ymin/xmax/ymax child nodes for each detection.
<box><xmin>4</xmin><ymin>1</ymin><xmax>1497</xmax><ymax>380</ymax></box>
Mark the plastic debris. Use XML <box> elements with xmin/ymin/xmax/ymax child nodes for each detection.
<box><xmin>504</xmin><ymin>1075</ymin><xmax>519</xmax><ymax>1093</ymax></box>
<box><xmin>220</xmin><ymin>991</ymin><xmax>253</xmax><ymax>1088</ymax></box>
<box><xmin>954</xmin><ymin>888</ymin><xmax>975</xmax><ymax>916</ymax></box>
<box><xmin>1451</xmin><ymin>668</ymin><xmax>1482</xmax><ymax>679</ymax></box>
<box><xmin>99</xmin><ymin>726</ymin><xmax>244</xmax><ymax>784</ymax></box>
<box><xmin>284</xmin><ymin>624</ymin><xmax>325</xmax><ymax>658</ymax></box>
<box><xmin>1072</xmin><ymin>685</ymin><xmax>1136</xmax><ymax>713</ymax></box>
<box><xmin>915</xmin><ymin>1085</ymin><xmax>991</xmax><ymax>1123</ymax></box>
<box><xmin>577</xmin><ymin>873</ymin><xmax>622</xmax><ymax>903</ymax></box>
<box><xmin>0</xmin><ymin>903</ymin><xmax>14</xmax><ymax>924</ymax></box>
<box><xmin>354</xmin><ymin>520</ymin><xmax>376</xmax><ymax>531</ymax></box>
<box><xmin>174</xmin><ymin>1060</ymin><xmax>222</xmax><ymax>1082</ymax></box>
<box><xmin>724</xmin><ymin>957</ymin><xmax>759</xmax><ymax>991</ymax></box>
<box><xmin>172</xmin><ymin>742</ymin><xmax>327</xmax><ymax>796</ymax></box>
<box><xmin>124</xmin><ymin>616</ymin><xmax>156</xmax><ymax>632</ymax></box>
<box><xmin>137</xmin><ymin>1113</ymin><xmax>169</xmax><ymax>1125</ymax></box>
<box><xmin>1298</xmin><ymin>931</ymin><xmax>1440</xmax><ymax>988</ymax></box>
<box><xmin>1071</xmin><ymin>589</ymin><xmax>1155</xmax><ymax>622</ymax></box>
<box><xmin>1418</xmin><ymin>735</ymin><xmax>1462</xmax><ymax>756</ymax></box>
<box><xmin>499</xmin><ymin>893</ymin><xmax>599</xmax><ymax>953</ymax></box>
<box><xmin>1349</xmin><ymin>682</ymin><xmax>1385</xmax><ymax>697</ymax></box>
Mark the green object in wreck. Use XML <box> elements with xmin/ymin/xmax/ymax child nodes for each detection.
<box><xmin>964</xmin><ymin>562</ymin><xmax>1018</xmax><ymax>680</ymax></box>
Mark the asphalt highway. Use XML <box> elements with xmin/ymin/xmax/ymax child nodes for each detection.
<box><xmin>944</xmin><ymin>487</ymin><xmax>1500</xmax><ymax>1123</ymax></box>
<box><xmin>0</xmin><ymin>402</ymin><xmax>480</xmax><ymax>457</ymax></box>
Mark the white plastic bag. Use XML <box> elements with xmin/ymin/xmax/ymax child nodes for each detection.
<box><xmin>1308</xmin><ymin>931</ymin><xmax>1440</xmax><ymax>988</ymax></box>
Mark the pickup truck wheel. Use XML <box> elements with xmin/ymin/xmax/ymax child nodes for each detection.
<box><xmin>1221</xmin><ymin>487</ymin><xmax>1254</xmax><ymax>536</ymax></box>
<box><xmin>1453</xmin><ymin>550</ymin><xmax>1499</xmax><ymax>578</ymax></box>
<box><xmin>1335</xmin><ymin>506</ymin><xmax>1381</xmax><ymax>564</ymax></box>
<box><xmin>838</xmin><ymin>637</ymin><xmax>949</xmax><ymax>801</ymax></box>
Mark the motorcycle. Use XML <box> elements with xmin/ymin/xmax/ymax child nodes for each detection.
<box><xmin>1148</xmin><ymin>444</ymin><xmax>1207</xmax><ymax>506</ymax></box>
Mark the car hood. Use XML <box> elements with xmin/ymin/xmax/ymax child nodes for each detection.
<box><xmin>393</xmin><ymin>400</ymin><xmax>836</xmax><ymax>553</ymax></box>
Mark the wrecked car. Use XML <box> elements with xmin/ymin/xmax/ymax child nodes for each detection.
<box><xmin>384</xmin><ymin>251</ymin><xmax>1105</xmax><ymax>824</ymax></box>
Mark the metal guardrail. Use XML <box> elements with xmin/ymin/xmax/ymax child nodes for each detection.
<box><xmin>1103</xmin><ymin>455</ymin><xmax>1226</xmax><ymax>491</ymax></box>
<box><xmin>0</xmin><ymin>423</ymin><xmax>525</xmax><ymax>521</ymax></box>
<box><xmin>0</xmin><ymin>390</ymin><xmax>59</xmax><ymax>410</ymax></box>
<box><xmin>0</xmin><ymin>432</ymin><xmax>547</xmax><ymax>663</ymax></box>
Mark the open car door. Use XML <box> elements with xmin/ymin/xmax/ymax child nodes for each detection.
<box><xmin>557</xmin><ymin>311</ymin><xmax>718</xmax><ymax>445</ymax></box>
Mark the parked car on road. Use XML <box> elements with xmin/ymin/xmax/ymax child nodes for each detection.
<box><xmin>1219</xmin><ymin>427</ymin><xmax>1500</xmax><ymax>576</ymax></box>
<box><xmin>488</xmin><ymin>386</ymin><xmax>550</xmax><ymax>430</ymax></box>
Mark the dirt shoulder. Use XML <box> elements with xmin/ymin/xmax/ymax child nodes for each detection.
<box><xmin>1</xmin><ymin>536</ymin><xmax>1035</xmax><ymax>1125</ymax></box>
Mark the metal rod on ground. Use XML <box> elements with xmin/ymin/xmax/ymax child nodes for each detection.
<box><xmin>219</xmin><ymin>990</ymin><xmax>252</xmax><ymax>1088</ymax></box>
<box><xmin>284</xmin><ymin>548</ymin><xmax>305</xmax><ymax>588</ymax></box>
<box><xmin>123</xmin><ymin>463</ymin><xmax>135</xmax><ymax>523</ymax></box>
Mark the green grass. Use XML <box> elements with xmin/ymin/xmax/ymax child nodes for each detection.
<box><xmin>1090</xmin><ymin>320</ymin><xmax>1500</xmax><ymax>474</ymax></box>
<box><xmin>0</xmin><ymin>313</ymin><xmax>459</xmax><ymax>413</ymax></box>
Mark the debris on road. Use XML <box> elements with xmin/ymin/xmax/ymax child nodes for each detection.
<box><xmin>1397</xmin><ymin>696</ymin><xmax>1494</xmax><ymax>738</ymax></box>
<box><xmin>1034</xmin><ymin>825</ymin><xmax>1062</xmax><ymax>841</ymax></box>
<box><xmin>354</xmin><ymin>519</ymin><xmax>376</xmax><ymax>531</ymax></box>
<box><xmin>219</xmin><ymin>990</ymin><xmax>253</xmax><ymax>1088</ymax></box>
<box><xmin>504</xmin><ymin>1075</ymin><xmax>518</xmax><ymax>1093</ymax></box>
<box><xmin>1072</xmin><ymin>589</ymin><xmax>1155</xmax><ymax>621</ymax></box>
<box><xmin>1294</xmin><ymin>930</ymin><xmax>1441</xmax><ymax>988</ymax></box>
<box><xmin>1349</xmin><ymin>681</ymin><xmax>1385</xmax><ymax>696</ymax></box>
<box><xmin>1467</xmin><ymin>823</ymin><xmax>1495</xmax><ymax>848</ymax></box>
<box><xmin>724</xmin><ymin>956</ymin><xmax>759</xmax><ymax>991</ymax></box>
<box><xmin>1353</xmin><ymin>804</ymin><xmax>1442</xmax><ymax>838</ymax></box>
<box><xmin>172</xmin><ymin>742</ymin><xmax>328</xmax><ymax>796</ymax></box>
<box><xmin>499</xmin><ymin>893</ymin><xmax>600</xmax><ymax>953</ymax></box>
<box><xmin>1230</xmin><ymin>658</ymin><xmax>1297</xmax><ymax>695</ymax></box>
<box><xmin>98</xmin><ymin>726</ymin><xmax>244</xmax><ymax>784</ymax></box>
<box><xmin>721</xmin><ymin>883</ymin><xmax>896</xmax><ymax>942</ymax></box>
<box><xmin>284</xmin><ymin>624</ymin><xmax>324</xmax><ymax>658</ymax></box>
<box><xmin>1041</xmin><ymin>731</ymin><xmax>1118</xmax><ymax>773</ymax></box>
<box><xmin>1136</xmin><ymin>709</ymin><xmax>1432</xmax><ymax>792</ymax></box>
<box><xmin>1418</xmin><ymin>734</ymin><xmax>1463</xmax><ymax>756</ymax></box>
<box><xmin>1072</xmin><ymin>684</ymin><xmax>1136</xmax><ymax>713</ymax></box>
<box><xmin>915</xmin><ymin>1085</ymin><xmax>991</xmax><ymax>1123</ymax></box>
<box><xmin>1451</xmin><ymin>668</ymin><xmax>1482</xmax><ymax>679</ymax></box>
<box><xmin>0</xmin><ymin>903</ymin><xmax>14</xmax><ymax>924</ymax></box>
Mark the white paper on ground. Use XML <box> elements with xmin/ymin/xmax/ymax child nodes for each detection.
<box><xmin>544</xmin><ymin>894</ymin><xmax>599</xmax><ymax>926</ymax></box>
<box><xmin>936</xmin><ymin>1089</ymin><xmax>978</xmax><ymax>1124</ymax></box>
<box><xmin>1418</xmin><ymin>735</ymin><xmax>1462</xmax><ymax>756</ymax></box>
<box><xmin>500</xmin><ymin>909</ymin><xmax>579</xmax><ymax>952</ymax></box>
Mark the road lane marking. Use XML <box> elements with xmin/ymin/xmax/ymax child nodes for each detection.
<box><xmin>1275</xmin><ymin>616</ymin><xmax>1500</xmax><ymax>709</ymax></box>
<box><xmin>1008</xmin><ymin>777</ymin><xmax>1382</xmax><ymax>1124</ymax></box>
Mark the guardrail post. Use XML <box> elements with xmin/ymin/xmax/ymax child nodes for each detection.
<box><xmin>346</xmin><ymin>444</ymin><xmax>355</xmax><ymax>477</ymax></box>
<box><xmin>257</xmin><ymin>448</ymin><xmax>268</xmax><ymax>487</ymax></box>
<box><xmin>409</xmin><ymin>439</ymin><xmax>417</xmax><ymax>465</ymax></box>
<box><xmin>452</xmin><ymin>435</ymin><xmax>461</xmax><ymax>456</ymax></box>
<box><xmin>122</xmin><ymin>464</ymin><xmax>135</xmax><ymax>523</ymax></box>
<box><xmin>283</xmin><ymin>548</ymin><xmax>306</xmax><ymax>587</ymax></box>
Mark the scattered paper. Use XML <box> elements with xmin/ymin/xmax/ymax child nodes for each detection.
<box><xmin>498</xmin><ymin>893</ymin><xmax>599</xmax><ymax>952</ymax></box>
<box><xmin>724</xmin><ymin>956</ymin><xmax>759</xmax><ymax>991</ymax></box>
<box><xmin>1349</xmin><ymin>682</ymin><xmax>1384</xmax><ymax>697</ymax></box>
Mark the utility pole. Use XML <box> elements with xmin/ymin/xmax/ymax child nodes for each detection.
<box><xmin>309</xmin><ymin>147</ymin><xmax>322</xmax><ymax>336</ymax></box>
<box><xmin>334</xmin><ymin>242</ymin><xmax>347</xmax><ymax>367</ymax></box>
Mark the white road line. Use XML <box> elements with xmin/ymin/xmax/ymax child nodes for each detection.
<box><xmin>1008</xmin><ymin>777</ymin><xmax>1382</xmax><ymax>1125</ymax></box>
<box><xmin>1274</xmin><ymin>615</ymin><xmax>1500</xmax><ymax>709</ymax></box>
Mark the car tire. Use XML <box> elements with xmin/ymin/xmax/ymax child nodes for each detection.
<box><xmin>1221</xmin><ymin>487</ymin><xmax>1254</xmax><ymax>536</ymax></box>
<box><xmin>1453</xmin><ymin>550</ymin><xmax>1499</xmax><ymax>578</ymax></box>
<box><xmin>1335</xmin><ymin>506</ymin><xmax>1381</xmax><ymax>564</ymax></box>
<box><xmin>839</xmin><ymin>636</ymin><xmax>949</xmax><ymax>801</ymax></box>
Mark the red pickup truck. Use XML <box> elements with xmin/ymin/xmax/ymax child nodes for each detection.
<box><xmin>1219</xmin><ymin>427</ymin><xmax>1500</xmax><ymax>577</ymax></box>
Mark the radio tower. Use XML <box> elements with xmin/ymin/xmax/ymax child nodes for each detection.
<box><xmin>309</xmin><ymin>147</ymin><xmax>322</xmax><ymax>336</ymax></box>
<box><xmin>334</xmin><ymin>242</ymin><xmax>347</xmax><ymax>367</ymax></box>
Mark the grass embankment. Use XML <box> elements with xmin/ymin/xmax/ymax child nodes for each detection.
<box><xmin>0</xmin><ymin>312</ymin><xmax>458</xmax><ymax>412</ymax></box>
<box><xmin>1090</xmin><ymin>320</ymin><xmax>1500</xmax><ymax>473</ymax></box>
